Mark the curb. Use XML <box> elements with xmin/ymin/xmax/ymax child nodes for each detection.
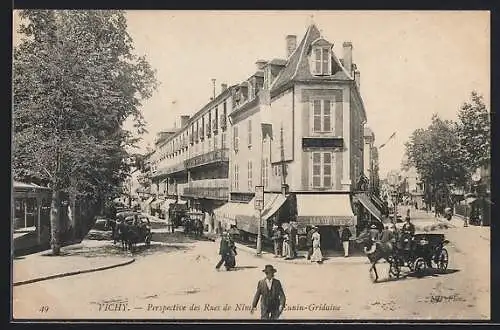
<box><xmin>234</xmin><ymin>243</ymin><xmax>369</xmax><ymax>265</ymax></box>
<box><xmin>13</xmin><ymin>258</ymin><xmax>135</xmax><ymax>287</ymax></box>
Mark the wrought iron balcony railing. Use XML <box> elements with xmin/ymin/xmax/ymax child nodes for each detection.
<box><xmin>184</xmin><ymin>148</ymin><xmax>229</xmax><ymax>169</ymax></box>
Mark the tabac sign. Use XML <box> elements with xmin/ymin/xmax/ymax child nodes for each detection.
<box><xmin>255</xmin><ymin>185</ymin><xmax>264</xmax><ymax>211</ymax></box>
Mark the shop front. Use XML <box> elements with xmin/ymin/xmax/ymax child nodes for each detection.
<box><xmin>295</xmin><ymin>193</ymin><xmax>356</xmax><ymax>251</ymax></box>
<box><xmin>213</xmin><ymin>193</ymin><xmax>289</xmax><ymax>240</ymax></box>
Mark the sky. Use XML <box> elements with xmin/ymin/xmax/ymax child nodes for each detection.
<box><xmin>13</xmin><ymin>10</ymin><xmax>490</xmax><ymax>178</ymax></box>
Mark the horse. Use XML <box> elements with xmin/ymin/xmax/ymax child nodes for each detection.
<box><xmin>354</xmin><ymin>229</ymin><xmax>397</xmax><ymax>282</ymax></box>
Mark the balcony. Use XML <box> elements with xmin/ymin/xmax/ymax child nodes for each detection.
<box><xmin>185</xmin><ymin>148</ymin><xmax>229</xmax><ymax>169</ymax></box>
<box><xmin>153</xmin><ymin>162</ymin><xmax>186</xmax><ymax>177</ymax></box>
<box><xmin>182</xmin><ymin>179</ymin><xmax>229</xmax><ymax>200</ymax></box>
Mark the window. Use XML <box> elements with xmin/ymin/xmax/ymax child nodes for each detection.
<box><xmin>248</xmin><ymin>160</ymin><xmax>253</xmax><ymax>190</ymax></box>
<box><xmin>234</xmin><ymin>164</ymin><xmax>239</xmax><ymax>190</ymax></box>
<box><xmin>213</xmin><ymin>135</ymin><xmax>218</xmax><ymax>150</ymax></box>
<box><xmin>221</xmin><ymin>132</ymin><xmax>227</xmax><ymax>149</ymax></box>
<box><xmin>311</xmin><ymin>100</ymin><xmax>333</xmax><ymax>133</ymax></box>
<box><xmin>248</xmin><ymin>119</ymin><xmax>252</xmax><ymax>147</ymax></box>
<box><xmin>222</xmin><ymin>102</ymin><xmax>227</xmax><ymax>130</ymax></box>
<box><xmin>233</xmin><ymin>126</ymin><xmax>239</xmax><ymax>151</ymax></box>
<box><xmin>214</xmin><ymin>106</ymin><xmax>218</xmax><ymax>134</ymax></box>
<box><xmin>312</xmin><ymin>152</ymin><xmax>334</xmax><ymax>189</ymax></box>
<box><xmin>262</xmin><ymin>158</ymin><xmax>269</xmax><ymax>188</ymax></box>
<box><xmin>312</xmin><ymin>47</ymin><xmax>331</xmax><ymax>75</ymax></box>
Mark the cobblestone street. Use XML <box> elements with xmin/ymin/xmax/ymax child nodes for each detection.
<box><xmin>12</xmin><ymin>209</ymin><xmax>489</xmax><ymax>320</ymax></box>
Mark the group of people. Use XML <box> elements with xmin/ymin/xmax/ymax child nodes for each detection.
<box><xmin>271</xmin><ymin>222</ymin><xmax>298</xmax><ymax>260</ymax></box>
<box><xmin>365</xmin><ymin>210</ymin><xmax>416</xmax><ymax>254</ymax></box>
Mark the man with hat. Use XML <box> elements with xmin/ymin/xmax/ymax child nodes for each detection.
<box><xmin>251</xmin><ymin>264</ymin><xmax>286</xmax><ymax>320</ymax></box>
<box><xmin>271</xmin><ymin>224</ymin><xmax>283</xmax><ymax>257</ymax></box>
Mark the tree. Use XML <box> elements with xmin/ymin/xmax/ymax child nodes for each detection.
<box><xmin>404</xmin><ymin>114</ymin><xmax>468</xmax><ymax>205</ymax></box>
<box><xmin>456</xmin><ymin>91</ymin><xmax>490</xmax><ymax>173</ymax></box>
<box><xmin>13</xmin><ymin>10</ymin><xmax>157</xmax><ymax>254</ymax></box>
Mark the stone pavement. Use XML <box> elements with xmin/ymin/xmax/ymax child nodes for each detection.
<box><xmin>13</xmin><ymin>240</ymin><xmax>135</xmax><ymax>286</ymax></box>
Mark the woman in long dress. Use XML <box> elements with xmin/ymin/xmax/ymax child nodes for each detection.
<box><xmin>282</xmin><ymin>233</ymin><xmax>291</xmax><ymax>259</ymax></box>
<box><xmin>310</xmin><ymin>228</ymin><xmax>323</xmax><ymax>263</ymax></box>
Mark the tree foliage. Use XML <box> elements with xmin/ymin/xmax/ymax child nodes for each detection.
<box><xmin>404</xmin><ymin>114</ymin><xmax>468</xmax><ymax>189</ymax></box>
<box><xmin>456</xmin><ymin>91</ymin><xmax>490</xmax><ymax>172</ymax></box>
<box><xmin>13</xmin><ymin>10</ymin><xmax>158</xmax><ymax>250</ymax></box>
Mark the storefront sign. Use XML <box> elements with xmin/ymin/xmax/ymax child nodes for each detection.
<box><xmin>297</xmin><ymin>216</ymin><xmax>355</xmax><ymax>226</ymax></box>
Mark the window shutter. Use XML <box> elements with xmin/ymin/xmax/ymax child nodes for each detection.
<box><xmin>309</xmin><ymin>100</ymin><xmax>314</xmax><ymax>134</ymax></box>
<box><xmin>330</xmin><ymin>100</ymin><xmax>335</xmax><ymax>135</ymax></box>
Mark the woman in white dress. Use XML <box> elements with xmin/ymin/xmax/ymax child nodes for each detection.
<box><xmin>282</xmin><ymin>233</ymin><xmax>291</xmax><ymax>258</ymax></box>
<box><xmin>310</xmin><ymin>227</ymin><xmax>323</xmax><ymax>263</ymax></box>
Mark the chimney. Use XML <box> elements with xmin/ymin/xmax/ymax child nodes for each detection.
<box><xmin>221</xmin><ymin>83</ymin><xmax>228</xmax><ymax>92</ymax></box>
<box><xmin>255</xmin><ymin>60</ymin><xmax>268</xmax><ymax>71</ymax></box>
<box><xmin>342</xmin><ymin>41</ymin><xmax>353</xmax><ymax>75</ymax></box>
<box><xmin>180</xmin><ymin>115</ymin><xmax>190</xmax><ymax>128</ymax></box>
<box><xmin>286</xmin><ymin>35</ymin><xmax>297</xmax><ymax>58</ymax></box>
<box><xmin>354</xmin><ymin>70</ymin><xmax>360</xmax><ymax>90</ymax></box>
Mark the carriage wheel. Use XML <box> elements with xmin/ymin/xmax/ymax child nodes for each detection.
<box><xmin>436</xmin><ymin>248</ymin><xmax>449</xmax><ymax>272</ymax></box>
<box><xmin>414</xmin><ymin>257</ymin><xmax>427</xmax><ymax>276</ymax></box>
<box><xmin>389</xmin><ymin>260</ymin><xmax>401</xmax><ymax>279</ymax></box>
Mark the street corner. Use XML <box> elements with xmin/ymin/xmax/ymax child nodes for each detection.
<box><xmin>13</xmin><ymin>253</ymin><xmax>135</xmax><ymax>287</ymax></box>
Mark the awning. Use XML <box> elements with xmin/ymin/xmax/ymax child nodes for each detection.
<box><xmin>161</xmin><ymin>199</ymin><xmax>177</xmax><ymax>210</ymax></box>
<box><xmin>144</xmin><ymin>196</ymin><xmax>155</xmax><ymax>205</ymax></box>
<box><xmin>234</xmin><ymin>198</ymin><xmax>259</xmax><ymax>233</ymax></box>
<box><xmin>466</xmin><ymin>197</ymin><xmax>478</xmax><ymax>205</ymax></box>
<box><xmin>150</xmin><ymin>199</ymin><xmax>162</xmax><ymax>208</ymax></box>
<box><xmin>177</xmin><ymin>200</ymin><xmax>187</xmax><ymax>205</ymax></box>
<box><xmin>356</xmin><ymin>193</ymin><xmax>383</xmax><ymax>222</ymax></box>
<box><xmin>261</xmin><ymin>193</ymin><xmax>287</xmax><ymax>220</ymax></box>
<box><xmin>296</xmin><ymin>194</ymin><xmax>356</xmax><ymax>226</ymax></box>
<box><xmin>214</xmin><ymin>202</ymin><xmax>238</xmax><ymax>226</ymax></box>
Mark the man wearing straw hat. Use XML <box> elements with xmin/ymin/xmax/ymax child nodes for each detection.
<box><xmin>251</xmin><ymin>264</ymin><xmax>286</xmax><ymax>319</ymax></box>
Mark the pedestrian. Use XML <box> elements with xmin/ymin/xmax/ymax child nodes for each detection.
<box><xmin>340</xmin><ymin>226</ymin><xmax>352</xmax><ymax>257</ymax></box>
<box><xmin>271</xmin><ymin>225</ymin><xmax>283</xmax><ymax>257</ymax></box>
<box><xmin>369</xmin><ymin>223</ymin><xmax>380</xmax><ymax>242</ymax></box>
<box><xmin>282</xmin><ymin>232</ymin><xmax>291</xmax><ymax>259</ymax></box>
<box><xmin>289</xmin><ymin>221</ymin><xmax>298</xmax><ymax>258</ymax></box>
<box><xmin>250</xmin><ymin>264</ymin><xmax>286</xmax><ymax>320</ymax></box>
<box><xmin>215</xmin><ymin>232</ymin><xmax>230</xmax><ymax>270</ymax></box>
<box><xmin>306</xmin><ymin>226</ymin><xmax>314</xmax><ymax>260</ymax></box>
<box><xmin>310</xmin><ymin>227</ymin><xmax>323</xmax><ymax>263</ymax></box>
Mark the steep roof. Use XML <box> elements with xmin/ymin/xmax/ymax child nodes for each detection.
<box><xmin>271</xmin><ymin>24</ymin><xmax>353</xmax><ymax>94</ymax></box>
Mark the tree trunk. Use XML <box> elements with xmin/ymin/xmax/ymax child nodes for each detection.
<box><xmin>50</xmin><ymin>190</ymin><xmax>61</xmax><ymax>255</ymax></box>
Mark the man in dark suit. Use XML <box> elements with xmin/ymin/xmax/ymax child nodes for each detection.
<box><xmin>251</xmin><ymin>264</ymin><xmax>286</xmax><ymax>320</ymax></box>
<box><xmin>215</xmin><ymin>232</ymin><xmax>230</xmax><ymax>270</ymax></box>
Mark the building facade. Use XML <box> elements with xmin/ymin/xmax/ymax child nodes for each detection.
<box><xmin>147</xmin><ymin>23</ymin><xmax>382</xmax><ymax>250</ymax></box>
<box><xmin>148</xmin><ymin>85</ymin><xmax>234</xmax><ymax>224</ymax></box>
<box><xmin>217</xmin><ymin>24</ymin><xmax>379</xmax><ymax>249</ymax></box>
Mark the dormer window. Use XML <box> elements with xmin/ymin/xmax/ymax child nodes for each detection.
<box><xmin>310</xmin><ymin>38</ymin><xmax>333</xmax><ymax>76</ymax></box>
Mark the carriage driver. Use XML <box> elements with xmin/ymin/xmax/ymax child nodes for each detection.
<box><xmin>400</xmin><ymin>215</ymin><xmax>415</xmax><ymax>250</ymax></box>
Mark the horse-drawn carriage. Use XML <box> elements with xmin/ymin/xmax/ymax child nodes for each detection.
<box><xmin>388</xmin><ymin>233</ymin><xmax>449</xmax><ymax>279</ymax></box>
<box><xmin>183</xmin><ymin>211</ymin><xmax>204</xmax><ymax>237</ymax></box>
<box><xmin>108</xmin><ymin>211</ymin><xmax>152</xmax><ymax>252</ymax></box>
<box><xmin>356</xmin><ymin>230</ymin><xmax>449</xmax><ymax>282</ymax></box>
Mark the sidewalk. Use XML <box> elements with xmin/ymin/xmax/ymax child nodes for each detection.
<box><xmin>234</xmin><ymin>242</ymin><xmax>370</xmax><ymax>265</ymax></box>
<box><xmin>13</xmin><ymin>240</ymin><xmax>135</xmax><ymax>286</ymax></box>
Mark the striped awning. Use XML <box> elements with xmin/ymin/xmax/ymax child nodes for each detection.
<box><xmin>296</xmin><ymin>194</ymin><xmax>356</xmax><ymax>226</ymax></box>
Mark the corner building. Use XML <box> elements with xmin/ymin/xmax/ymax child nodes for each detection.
<box><xmin>216</xmin><ymin>23</ymin><xmax>382</xmax><ymax>252</ymax></box>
